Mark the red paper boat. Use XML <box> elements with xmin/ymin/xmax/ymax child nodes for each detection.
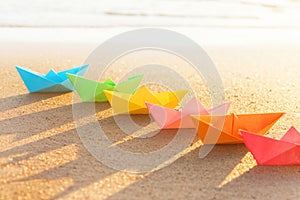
<box><xmin>240</xmin><ymin>127</ymin><xmax>300</xmax><ymax>165</ymax></box>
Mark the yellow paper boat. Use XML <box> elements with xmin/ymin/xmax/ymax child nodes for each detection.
<box><xmin>104</xmin><ymin>86</ymin><xmax>187</xmax><ymax>114</ymax></box>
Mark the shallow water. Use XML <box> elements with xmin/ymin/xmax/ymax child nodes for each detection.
<box><xmin>1</xmin><ymin>0</ymin><xmax>300</xmax><ymax>28</ymax></box>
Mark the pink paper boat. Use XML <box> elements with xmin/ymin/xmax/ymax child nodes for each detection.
<box><xmin>146</xmin><ymin>97</ymin><xmax>231</xmax><ymax>129</ymax></box>
<box><xmin>240</xmin><ymin>127</ymin><xmax>300</xmax><ymax>165</ymax></box>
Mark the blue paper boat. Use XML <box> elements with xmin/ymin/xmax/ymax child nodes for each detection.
<box><xmin>16</xmin><ymin>64</ymin><xmax>89</xmax><ymax>92</ymax></box>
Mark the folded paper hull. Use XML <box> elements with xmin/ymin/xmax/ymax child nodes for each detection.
<box><xmin>16</xmin><ymin>64</ymin><xmax>88</xmax><ymax>93</ymax></box>
<box><xmin>192</xmin><ymin>113</ymin><xmax>284</xmax><ymax>144</ymax></box>
<box><xmin>146</xmin><ymin>99</ymin><xmax>231</xmax><ymax>129</ymax></box>
<box><xmin>104</xmin><ymin>86</ymin><xmax>187</xmax><ymax>115</ymax></box>
<box><xmin>67</xmin><ymin>74</ymin><xmax>143</xmax><ymax>102</ymax></box>
<box><xmin>241</xmin><ymin>128</ymin><xmax>300</xmax><ymax>165</ymax></box>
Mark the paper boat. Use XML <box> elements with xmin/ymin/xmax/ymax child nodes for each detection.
<box><xmin>104</xmin><ymin>86</ymin><xmax>187</xmax><ymax>114</ymax></box>
<box><xmin>16</xmin><ymin>64</ymin><xmax>88</xmax><ymax>92</ymax></box>
<box><xmin>191</xmin><ymin>112</ymin><xmax>284</xmax><ymax>144</ymax></box>
<box><xmin>241</xmin><ymin>127</ymin><xmax>300</xmax><ymax>165</ymax></box>
<box><xmin>146</xmin><ymin>98</ymin><xmax>231</xmax><ymax>129</ymax></box>
<box><xmin>67</xmin><ymin>74</ymin><xmax>143</xmax><ymax>102</ymax></box>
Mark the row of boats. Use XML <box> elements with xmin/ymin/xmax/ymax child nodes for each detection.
<box><xmin>15</xmin><ymin>65</ymin><xmax>299</xmax><ymax>165</ymax></box>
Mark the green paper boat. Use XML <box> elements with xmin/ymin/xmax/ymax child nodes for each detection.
<box><xmin>67</xmin><ymin>73</ymin><xmax>143</xmax><ymax>102</ymax></box>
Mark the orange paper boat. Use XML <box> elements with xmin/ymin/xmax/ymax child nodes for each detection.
<box><xmin>191</xmin><ymin>112</ymin><xmax>284</xmax><ymax>144</ymax></box>
<box><xmin>241</xmin><ymin>127</ymin><xmax>300</xmax><ymax>165</ymax></box>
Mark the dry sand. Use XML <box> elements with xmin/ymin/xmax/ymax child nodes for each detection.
<box><xmin>1</xmin><ymin>28</ymin><xmax>300</xmax><ymax>199</ymax></box>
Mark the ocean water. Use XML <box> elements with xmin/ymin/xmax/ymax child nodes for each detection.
<box><xmin>0</xmin><ymin>0</ymin><xmax>300</xmax><ymax>28</ymax></box>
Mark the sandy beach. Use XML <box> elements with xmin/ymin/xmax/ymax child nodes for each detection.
<box><xmin>1</xmin><ymin>26</ymin><xmax>300</xmax><ymax>199</ymax></box>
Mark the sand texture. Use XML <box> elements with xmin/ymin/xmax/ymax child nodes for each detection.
<box><xmin>1</xmin><ymin>30</ymin><xmax>300</xmax><ymax>199</ymax></box>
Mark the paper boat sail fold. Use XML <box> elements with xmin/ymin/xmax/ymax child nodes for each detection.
<box><xmin>16</xmin><ymin>64</ymin><xmax>88</xmax><ymax>93</ymax></box>
<box><xmin>241</xmin><ymin>127</ymin><xmax>300</xmax><ymax>165</ymax></box>
<box><xmin>192</xmin><ymin>112</ymin><xmax>284</xmax><ymax>144</ymax></box>
<box><xmin>146</xmin><ymin>97</ymin><xmax>231</xmax><ymax>129</ymax></box>
<box><xmin>67</xmin><ymin>74</ymin><xmax>143</xmax><ymax>102</ymax></box>
<box><xmin>104</xmin><ymin>86</ymin><xmax>187</xmax><ymax>114</ymax></box>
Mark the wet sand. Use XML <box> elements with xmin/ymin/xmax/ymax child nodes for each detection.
<box><xmin>1</xmin><ymin>28</ymin><xmax>300</xmax><ymax>199</ymax></box>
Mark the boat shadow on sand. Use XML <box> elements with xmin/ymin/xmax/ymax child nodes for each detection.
<box><xmin>0</xmin><ymin>93</ymin><xmax>63</xmax><ymax>112</ymax></box>
<box><xmin>3</xmin><ymin>105</ymin><xmax>300</xmax><ymax>199</ymax></box>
